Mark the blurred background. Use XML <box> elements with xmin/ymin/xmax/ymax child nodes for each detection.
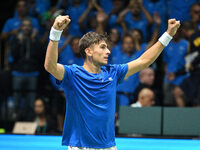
<box><xmin>0</xmin><ymin>0</ymin><xmax>200</xmax><ymax>138</ymax></box>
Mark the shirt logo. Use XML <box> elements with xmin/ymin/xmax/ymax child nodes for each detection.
<box><xmin>108</xmin><ymin>77</ymin><xmax>113</xmax><ymax>81</ymax></box>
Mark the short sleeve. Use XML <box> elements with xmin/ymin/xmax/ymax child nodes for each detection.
<box><xmin>115</xmin><ymin>64</ymin><xmax>128</xmax><ymax>83</ymax></box>
<box><xmin>31</xmin><ymin>18</ymin><xmax>40</xmax><ymax>32</ymax></box>
<box><xmin>56</xmin><ymin>65</ymin><xmax>72</xmax><ymax>88</ymax></box>
<box><xmin>2</xmin><ymin>19</ymin><xmax>11</xmax><ymax>33</ymax></box>
<box><xmin>162</xmin><ymin>49</ymin><xmax>168</xmax><ymax>63</ymax></box>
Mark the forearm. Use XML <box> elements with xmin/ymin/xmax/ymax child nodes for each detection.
<box><xmin>44</xmin><ymin>40</ymin><xmax>59</xmax><ymax>73</ymax></box>
<box><xmin>116</xmin><ymin>8</ymin><xmax>129</xmax><ymax>23</ymax></box>
<box><xmin>147</xmin><ymin>24</ymin><xmax>160</xmax><ymax>49</ymax></box>
<box><xmin>126</xmin><ymin>19</ymin><xmax>180</xmax><ymax>78</ymax></box>
<box><xmin>139</xmin><ymin>41</ymin><xmax>164</xmax><ymax>67</ymax></box>
<box><xmin>141</xmin><ymin>6</ymin><xmax>153</xmax><ymax>25</ymax></box>
<box><xmin>93</xmin><ymin>2</ymin><xmax>103</xmax><ymax>12</ymax></box>
<box><xmin>78</xmin><ymin>7</ymin><xmax>91</xmax><ymax>24</ymax></box>
<box><xmin>126</xmin><ymin>41</ymin><xmax>164</xmax><ymax>78</ymax></box>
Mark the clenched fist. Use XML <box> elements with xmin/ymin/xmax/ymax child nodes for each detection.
<box><xmin>166</xmin><ymin>19</ymin><xmax>181</xmax><ymax>37</ymax></box>
<box><xmin>53</xmin><ymin>15</ymin><xmax>71</xmax><ymax>31</ymax></box>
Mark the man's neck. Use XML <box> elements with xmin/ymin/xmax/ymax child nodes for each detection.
<box><xmin>83</xmin><ymin>59</ymin><xmax>101</xmax><ymax>74</ymax></box>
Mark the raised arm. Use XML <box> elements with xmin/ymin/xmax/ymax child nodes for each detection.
<box><xmin>44</xmin><ymin>15</ymin><xmax>71</xmax><ymax>81</ymax></box>
<box><xmin>125</xmin><ymin>19</ymin><xmax>180</xmax><ymax>78</ymax></box>
<box><xmin>146</xmin><ymin>12</ymin><xmax>161</xmax><ymax>49</ymax></box>
<box><xmin>138</xmin><ymin>0</ymin><xmax>153</xmax><ymax>25</ymax></box>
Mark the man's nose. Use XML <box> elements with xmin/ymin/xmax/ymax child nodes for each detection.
<box><xmin>106</xmin><ymin>48</ymin><xmax>111</xmax><ymax>55</ymax></box>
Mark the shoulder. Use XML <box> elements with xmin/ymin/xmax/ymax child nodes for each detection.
<box><xmin>181</xmin><ymin>39</ymin><xmax>188</xmax><ymax>44</ymax></box>
<box><xmin>3</xmin><ymin>18</ymin><xmax>17</xmax><ymax>27</ymax></box>
<box><xmin>64</xmin><ymin>64</ymin><xmax>80</xmax><ymax>71</ymax></box>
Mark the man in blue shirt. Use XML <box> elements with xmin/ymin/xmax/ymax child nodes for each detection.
<box><xmin>162</xmin><ymin>30</ymin><xmax>189</xmax><ymax>106</ymax></box>
<box><xmin>110</xmin><ymin>34</ymin><xmax>145</xmax><ymax>106</ymax></box>
<box><xmin>44</xmin><ymin>15</ymin><xmax>180</xmax><ymax>149</ymax></box>
<box><xmin>1</xmin><ymin>0</ymin><xmax>40</xmax><ymax>40</ymax></box>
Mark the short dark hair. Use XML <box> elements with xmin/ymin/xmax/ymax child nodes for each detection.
<box><xmin>182</xmin><ymin>21</ymin><xmax>195</xmax><ymax>31</ymax></box>
<box><xmin>70</xmin><ymin>36</ymin><xmax>81</xmax><ymax>46</ymax></box>
<box><xmin>79</xmin><ymin>32</ymin><xmax>108</xmax><ymax>59</ymax></box>
<box><xmin>190</xmin><ymin>2</ymin><xmax>200</xmax><ymax>12</ymax></box>
<box><xmin>122</xmin><ymin>33</ymin><xmax>134</xmax><ymax>43</ymax></box>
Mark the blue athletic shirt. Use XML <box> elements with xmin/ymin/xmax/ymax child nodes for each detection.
<box><xmin>163</xmin><ymin>39</ymin><xmax>189</xmax><ymax>85</ymax></box>
<box><xmin>57</xmin><ymin>64</ymin><xmax>128</xmax><ymax>148</ymax></box>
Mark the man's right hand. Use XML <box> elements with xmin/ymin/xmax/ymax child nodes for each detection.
<box><xmin>53</xmin><ymin>15</ymin><xmax>71</xmax><ymax>31</ymax></box>
<box><xmin>166</xmin><ymin>19</ymin><xmax>180</xmax><ymax>37</ymax></box>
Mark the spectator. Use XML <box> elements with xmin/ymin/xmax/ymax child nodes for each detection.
<box><xmin>173</xmin><ymin>25</ymin><xmax>200</xmax><ymax>106</ymax></box>
<box><xmin>181</xmin><ymin>21</ymin><xmax>196</xmax><ymax>40</ymax></box>
<box><xmin>129</xmin><ymin>11</ymin><xmax>161</xmax><ymax>51</ymax></box>
<box><xmin>27</xmin><ymin>0</ymin><xmax>49</xmax><ymax>18</ymax></box>
<box><xmin>110</xmin><ymin>34</ymin><xmax>145</xmax><ymax>106</ymax></box>
<box><xmin>107</xmin><ymin>0</ymin><xmax>126</xmax><ymax>35</ymax></box>
<box><xmin>9</xmin><ymin>18</ymin><xmax>44</xmax><ymax>120</ymax></box>
<box><xmin>66</xmin><ymin>0</ymin><xmax>87</xmax><ymax>36</ymax></box>
<box><xmin>33</xmin><ymin>97</ymin><xmax>57</xmax><ymax>134</ymax></box>
<box><xmin>131</xmin><ymin>88</ymin><xmax>155</xmax><ymax>107</ymax></box>
<box><xmin>162</xmin><ymin>30</ymin><xmax>189</xmax><ymax>106</ymax></box>
<box><xmin>132</xmin><ymin>67</ymin><xmax>155</xmax><ymax>103</ymax></box>
<box><xmin>189</xmin><ymin>3</ymin><xmax>200</xmax><ymax>30</ymax></box>
<box><xmin>167</xmin><ymin>0</ymin><xmax>199</xmax><ymax>22</ymax></box>
<box><xmin>117</xmin><ymin>0</ymin><xmax>153</xmax><ymax>41</ymax></box>
<box><xmin>1</xmin><ymin>0</ymin><xmax>40</xmax><ymax>40</ymax></box>
<box><xmin>78</xmin><ymin>0</ymin><xmax>107</xmax><ymax>34</ymax></box>
<box><xmin>59</xmin><ymin>36</ymin><xmax>84</xmax><ymax>65</ymax></box>
<box><xmin>108</xmin><ymin>28</ymin><xmax>121</xmax><ymax>49</ymax></box>
<box><xmin>143</xmin><ymin>0</ymin><xmax>167</xmax><ymax>35</ymax></box>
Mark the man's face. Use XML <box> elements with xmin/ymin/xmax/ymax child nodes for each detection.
<box><xmin>34</xmin><ymin>99</ymin><xmax>45</xmax><ymax>116</ymax></box>
<box><xmin>71</xmin><ymin>38</ymin><xmax>80</xmax><ymax>55</ymax></box>
<box><xmin>130</xmin><ymin>3</ymin><xmax>141</xmax><ymax>16</ymax></box>
<box><xmin>122</xmin><ymin>36</ymin><xmax>134</xmax><ymax>53</ymax></box>
<box><xmin>141</xmin><ymin>69</ymin><xmax>155</xmax><ymax>85</ymax></box>
<box><xmin>89</xmin><ymin>41</ymin><xmax>111</xmax><ymax>65</ymax></box>
<box><xmin>21</xmin><ymin>20</ymin><xmax>32</xmax><ymax>35</ymax></box>
<box><xmin>143</xmin><ymin>91</ymin><xmax>155</xmax><ymax>107</ymax></box>
<box><xmin>113</xmin><ymin>0</ymin><xmax>124</xmax><ymax>11</ymax></box>
<box><xmin>16</xmin><ymin>1</ymin><xmax>27</xmax><ymax>17</ymax></box>
<box><xmin>110</xmin><ymin>28</ymin><xmax>120</xmax><ymax>44</ymax></box>
<box><xmin>130</xmin><ymin>30</ymin><xmax>142</xmax><ymax>43</ymax></box>
<box><xmin>190</xmin><ymin>4</ymin><xmax>200</xmax><ymax>22</ymax></box>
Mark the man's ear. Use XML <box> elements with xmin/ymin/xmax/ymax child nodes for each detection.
<box><xmin>85</xmin><ymin>48</ymin><xmax>93</xmax><ymax>57</ymax></box>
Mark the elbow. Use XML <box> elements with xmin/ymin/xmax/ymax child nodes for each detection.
<box><xmin>44</xmin><ymin>63</ymin><xmax>50</xmax><ymax>72</ymax></box>
<box><xmin>44</xmin><ymin>62</ymin><xmax>53</xmax><ymax>73</ymax></box>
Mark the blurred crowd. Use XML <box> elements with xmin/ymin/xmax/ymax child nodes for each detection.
<box><xmin>0</xmin><ymin>0</ymin><xmax>200</xmax><ymax>134</ymax></box>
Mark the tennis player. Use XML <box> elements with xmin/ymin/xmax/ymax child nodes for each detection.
<box><xmin>44</xmin><ymin>15</ymin><xmax>180</xmax><ymax>150</ymax></box>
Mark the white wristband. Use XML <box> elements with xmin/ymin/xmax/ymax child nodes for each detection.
<box><xmin>158</xmin><ymin>32</ymin><xmax>173</xmax><ymax>47</ymax></box>
<box><xmin>49</xmin><ymin>27</ymin><xmax>63</xmax><ymax>41</ymax></box>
